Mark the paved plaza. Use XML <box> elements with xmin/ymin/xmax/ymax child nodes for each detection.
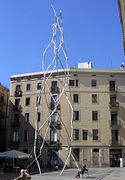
<box><xmin>0</xmin><ymin>168</ymin><xmax>125</xmax><ymax>180</ymax></box>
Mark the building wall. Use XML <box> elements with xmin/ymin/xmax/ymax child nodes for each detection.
<box><xmin>7</xmin><ymin>69</ymin><xmax>125</xmax><ymax>168</ymax></box>
<box><xmin>0</xmin><ymin>84</ymin><xmax>9</xmax><ymax>152</ymax></box>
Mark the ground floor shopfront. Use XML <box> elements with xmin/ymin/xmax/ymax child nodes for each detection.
<box><xmin>67</xmin><ymin>146</ymin><xmax>125</xmax><ymax>168</ymax></box>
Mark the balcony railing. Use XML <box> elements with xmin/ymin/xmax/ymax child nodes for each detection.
<box><xmin>11</xmin><ymin>122</ymin><xmax>20</xmax><ymax>129</ymax></box>
<box><xmin>15</xmin><ymin>90</ymin><xmax>22</xmax><ymax>97</ymax></box>
<box><xmin>51</xmin><ymin>87</ymin><xmax>60</xmax><ymax>94</ymax></box>
<box><xmin>10</xmin><ymin>141</ymin><xmax>20</xmax><ymax>146</ymax></box>
<box><xmin>49</xmin><ymin>103</ymin><xmax>61</xmax><ymax>110</ymax></box>
<box><xmin>13</xmin><ymin>105</ymin><xmax>22</xmax><ymax>112</ymax></box>
<box><xmin>48</xmin><ymin>140</ymin><xmax>62</xmax><ymax>147</ymax></box>
<box><xmin>109</xmin><ymin>102</ymin><xmax>119</xmax><ymax>108</ymax></box>
<box><xmin>50</xmin><ymin>121</ymin><xmax>62</xmax><ymax>129</ymax></box>
<box><xmin>109</xmin><ymin>87</ymin><xmax>118</xmax><ymax>93</ymax></box>
<box><xmin>109</xmin><ymin>139</ymin><xmax>122</xmax><ymax>146</ymax></box>
<box><xmin>110</xmin><ymin>120</ymin><xmax>122</xmax><ymax>128</ymax></box>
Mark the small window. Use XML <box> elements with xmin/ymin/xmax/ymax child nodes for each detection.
<box><xmin>92</xmin><ymin>94</ymin><xmax>97</xmax><ymax>104</ymax></box>
<box><xmin>93</xmin><ymin>149</ymin><xmax>99</xmax><ymax>152</ymax></box>
<box><xmin>50</xmin><ymin>130</ymin><xmax>57</xmax><ymax>142</ymax></box>
<box><xmin>14</xmin><ymin>114</ymin><xmax>19</xmax><ymax>123</ymax></box>
<box><xmin>69</xmin><ymin>80</ymin><xmax>74</xmax><ymax>86</ymax></box>
<box><xmin>82</xmin><ymin>130</ymin><xmax>88</xmax><ymax>140</ymax></box>
<box><xmin>37</xmin><ymin>112</ymin><xmax>41</xmax><ymax>121</ymax></box>
<box><xmin>76</xmin><ymin>80</ymin><xmax>78</xmax><ymax>87</ymax></box>
<box><xmin>25</xmin><ymin>98</ymin><xmax>30</xmax><ymax>106</ymax></box>
<box><xmin>16</xmin><ymin>85</ymin><xmax>21</xmax><ymax>91</ymax></box>
<box><xmin>37</xmin><ymin>83</ymin><xmax>42</xmax><ymax>90</ymax></box>
<box><xmin>73</xmin><ymin>111</ymin><xmax>79</xmax><ymax>121</ymax></box>
<box><xmin>25</xmin><ymin>113</ymin><xmax>29</xmax><ymax>123</ymax></box>
<box><xmin>15</xmin><ymin>99</ymin><xmax>20</xmax><ymax>106</ymax></box>
<box><xmin>69</xmin><ymin>80</ymin><xmax>78</xmax><ymax>87</ymax></box>
<box><xmin>73</xmin><ymin>148</ymin><xmax>79</xmax><ymax>161</ymax></box>
<box><xmin>92</xmin><ymin>111</ymin><xmax>98</xmax><ymax>121</ymax></box>
<box><xmin>73</xmin><ymin>94</ymin><xmax>79</xmax><ymax>103</ymax></box>
<box><xmin>73</xmin><ymin>129</ymin><xmax>79</xmax><ymax>140</ymax></box>
<box><xmin>91</xmin><ymin>80</ymin><xmax>96</xmax><ymax>87</ymax></box>
<box><xmin>51</xmin><ymin>112</ymin><xmax>58</xmax><ymax>122</ymax></box>
<box><xmin>13</xmin><ymin>131</ymin><xmax>19</xmax><ymax>142</ymax></box>
<box><xmin>109</xmin><ymin>81</ymin><xmax>115</xmax><ymax>91</ymax></box>
<box><xmin>26</xmin><ymin>84</ymin><xmax>30</xmax><ymax>91</ymax></box>
<box><xmin>0</xmin><ymin>95</ymin><xmax>4</xmax><ymax>104</ymax></box>
<box><xmin>52</xmin><ymin>81</ymin><xmax>57</xmax><ymax>88</ymax></box>
<box><xmin>36</xmin><ymin>96</ymin><xmax>41</xmax><ymax>105</ymax></box>
<box><xmin>93</xmin><ymin>129</ymin><xmax>98</xmax><ymax>140</ymax></box>
<box><xmin>24</xmin><ymin>130</ymin><xmax>29</xmax><ymax>141</ymax></box>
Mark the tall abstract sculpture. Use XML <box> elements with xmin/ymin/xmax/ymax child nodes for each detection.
<box><xmin>28</xmin><ymin>7</ymin><xmax>79</xmax><ymax>175</ymax></box>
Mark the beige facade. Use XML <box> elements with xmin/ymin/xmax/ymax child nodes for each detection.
<box><xmin>7</xmin><ymin>68</ymin><xmax>125</xmax><ymax>168</ymax></box>
<box><xmin>0</xmin><ymin>83</ymin><xmax>9</xmax><ymax>152</ymax></box>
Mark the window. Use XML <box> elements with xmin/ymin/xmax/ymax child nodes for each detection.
<box><xmin>25</xmin><ymin>97</ymin><xmax>30</xmax><ymax>106</ymax></box>
<box><xmin>14</xmin><ymin>114</ymin><xmax>19</xmax><ymax>123</ymax></box>
<box><xmin>37</xmin><ymin>112</ymin><xmax>41</xmax><ymax>121</ymax></box>
<box><xmin>26</xmin><ymin>84</ymin><xmax>30</xmax><ymax>91</ymax></box>
<box><xmin>50</xmin><ymin>130</ymin><xmax>57</xmax><ymax>142</ymax></box>
<box><xmin>69</xmin><ymin>80</ymin><xmax>78</xmax><ymax>87</ymax></box>
<box><xmin>82</xmin><ymin>130</ymin><xmax>88</xmax><ymax>140</ymax></box>
<box><xmin>25</xmin><ymin>113</ymin><xmax>29</xmax><ymax>123</ymax></box>
<box><xmin>51</xmin><ymin>95</ymin><xmax>57</xmax><ymax>106</ymax></box>
<box><xmin>0</xmin><ymin>95</ymin><xmax>4</xmax><ymax>104</ymax></box>
<box><xmin>13</xmin><ymin>131</ymin><xmax>19</xmax><ymax>142</ymax></box>
<box><xmin>24</xmin><ymin>130</ymin><xmax>29</xmax><ymax>141</ymax></box>
<box><xmin>16</xmin><ymin>85</ymin><xmax>21</xmax><ymax>91</ymax></box>
<box><xmin>109</xmin><ymin>81</ymin><xmax>115</xmax><ymax>91</ymax></box>
<box><xmin>37</xmin><ymin>83</ymin><xmax>42</xmax><ymax>90</ymax></box>
<box><xmin>111</xmin><ymin>112</ymin><xmax>117</xmax><ymax>125</ymax></box>
<box><xmin>73</xmin><ymin>148</ymin><xmax>79</xmax><ymax>161</ymax></box>
<box><xmin>69</xmin><ymin>80</ymin><xmax>74</xmax><ymax>86</ymax></box>
<box><xmin>73</xmin><ymin>94</ymin><xmax>79</xmax><ymax>103</ymax></box>
<box><xmin>93</xmin><ymin>129</ymin><xmax>98</xmax><ymax>140</ymax></box>
<box><xmin>110</xmin><ymin>95</ymin><xmax>116</xmax><ymax>103</ymax></box>
<box><xmin>92</xmin><ymin>94</ymin><xmax>97</xmax><ymax>104</ymax></box>
<box><xmin>73</xmin><ymin>111</ymin><xmax>79</xmax><ymax>121</ymax></box>
<box><xmin>15</xmin><ymin>99</ymin><xmax>20</xmax><ymax>106</ymax></box>
<box><xmin>52</xmin><ymin>81</ymin><xmax>57</xmax><ymax>88</ymax></box>
<box><xmin>92</xmin><ymin>111</ymin><xmax>98</xmax><ymax>121</ymax></box>
<box><xmin>112</xmin><ymin>130</ymin><xmax>118</xmax><ymax>145</ymax></box>
<box><xmin>91</xmin><ymin>80</ymin><xmax>97</xmax><ymax>87</ymax></box>
<box><xmin>51</xmin><ymin>112</ymin><xmax>57</xmax><ymax>122</ymax></box>
<box><xmin>73</xmin><ymin>129</ymin><xmax>79</xmax><ymax>140</ymax></box>
<box><xmin>36</xmin><ymin>96</ymin><xmax>41</xmax><ymax>105</ymax></box>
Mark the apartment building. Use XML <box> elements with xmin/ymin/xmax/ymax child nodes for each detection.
<box><xmin>0</xmin><ymin>83</ymin><xmax>9</xmax><ymax>152</ymax></box>
<box><xmin>7</xmin><ymin>65</ymin><xmax>125</xmax><ymax>168</ymax></box>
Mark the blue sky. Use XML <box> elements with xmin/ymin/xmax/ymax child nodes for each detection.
<box><xmin>0</xmin><ymin>0</ymin><xmax>124</xmax><ymax>88</ymax></box>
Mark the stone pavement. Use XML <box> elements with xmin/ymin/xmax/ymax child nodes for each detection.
<box><xmin>31</xmin><ymin>167</ymin><xmax>125</xmax><ymax>180</ymax></box>
<box><xmin>0</xmin><ymin>168</ymin><xmax>125</xmax><ymax>180</ymax></box>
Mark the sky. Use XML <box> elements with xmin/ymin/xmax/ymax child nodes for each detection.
<box><xmin>0</xmin><ymin>0</ymin><xmax>124</xmax><ymax>89</ymax></box>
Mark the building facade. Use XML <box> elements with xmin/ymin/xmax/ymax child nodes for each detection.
<box><xmin>7</xmin><ymin>67</ymin><xmax>125</xmax><ymax>168</ymax></box>
<box><xmin>118</xmin><ymin>0</ymin><xmax>125</xmax><ymax>53</ymax></box>
<box><xmin>0</xmin><ymin>83</ymin><xmax>9</xmax><ymax>152</ymax></box>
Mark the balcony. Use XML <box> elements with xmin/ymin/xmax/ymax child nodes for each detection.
<box><xmin>49</xmin><ymin>103</ymin><xmax>61</xmax><ymax>110</ymax></box>
<box><xmin>50</xmin><ymin>121</ymin><xmax>62</xmax><ymax>129</ymax></box>
<box><xmin>47</xmin><ymin>140</ymin><xmax>62</xmax><ymax>148</ymax></box>
<box><xmin>51</xmin><ymin>87</ymin><xmax>60</xmax><ymax>94</ymax></box>
<box><xmin>109</xmin><ymin>87</ymin><xmax>118</xmax><ymax>93</ymax></box>
<box><xmin>109</xmin><ymin>102</ymin><xmax>119</xmax><ymax>109</ymax></box>
<box><xmin>11</xmin><ymin>122</ymin><xmax>20</xmax><ymax>129</ymax></box>
<box><xmin>13</xmin><ymin>105</ymin><xmax>22</xmax><ymax>112</ymax></box>
<box><xmin>10</xmin><ymin>141</ymin><xmax>20</xmax><ymax>146</ymax></box>
<box><xmin>15</xmin><ymin>90</ymin><xmax>22</xmax><ymax>97</ymax></box>
<box><xmin>109</xmin><ymin>139</ymin><xmax>123</xmax><ymax>146</ymax></box>
<box><xmin>110</xmin><ymin>120</ymin><xmax>122</xmax><ymax>129</ymax></box>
